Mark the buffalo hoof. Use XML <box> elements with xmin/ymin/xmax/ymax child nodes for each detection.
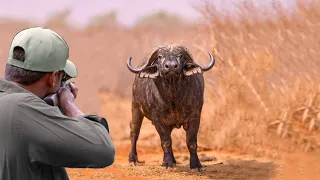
<box><xmin>129</xmin><ymin>152</ymin><xmax>145</xmax><ymax>166</ymax></box>
<box><xmin>190</xmin><ymin>158</ymin><xmax>203</xmax><ymax>172</ymax></box>
<box><xmin>161</xmin><ymin>154</ymin><xmax>176</xmax><ymax>169</ymax></box>
<box><xmin>130</xmin><ymin>161</ymin><xmax>145</xmax><ymax>166</ymax></box>
<box><xmin>191</xmin><ymin>167</ymin><xmax>205</xmax><ymax>172</ymax></box>
<box><xmin>161</xmin><ymin>162</ymin><xmax>176</xmax><ymax>169</ymax></box>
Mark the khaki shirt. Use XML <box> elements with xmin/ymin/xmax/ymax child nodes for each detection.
<box><xmin>0</xmin><ymin>78</ymin><xmax>115</xmax><ymax>180</ymax></box>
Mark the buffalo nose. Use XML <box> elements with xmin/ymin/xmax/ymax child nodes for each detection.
<box><xmin>164</xmin><ymin>61</ymin><xmax>178</xmax><ymax>70</ymax></box>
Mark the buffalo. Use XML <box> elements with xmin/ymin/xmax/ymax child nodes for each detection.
<box><xmin>126</xmin><ymin>44</ymin><xmax>215</xmax><ymax>171</ymax></box>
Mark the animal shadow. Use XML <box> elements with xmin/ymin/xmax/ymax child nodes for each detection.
<box><xmin>175</xmin><ymin>157</ymin><xmax>278</xmax><ymax>180</ymax></box>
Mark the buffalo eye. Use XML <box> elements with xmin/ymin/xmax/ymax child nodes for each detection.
<box><xmin>177</xmin><ymin>54</ymin><xmax>184</xmax><ymax>61</ymax></box>
<box><xmin>158</xmin><ymin>54</ymin><xmax>163</xmax><ymax>59</ymax></box>
<box><xmin>184</xmin><ymin>63</ymin><xmax>194</xmax><ymax>69</ymax></box>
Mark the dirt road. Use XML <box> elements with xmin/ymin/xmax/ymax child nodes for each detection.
<box><xmin>66</xmin><ymin>140</ymin><xmax>320</xmax><ymax>180</ymax></box>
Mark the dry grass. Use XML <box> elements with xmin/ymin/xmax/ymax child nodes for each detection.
<box><xmin>193</xmin><ymin>0</ymin><xmax>320</xmax><ymax>158</ymax></box>
<box><xmin>0</xmin><ymin>0</ymin><xmax>320</xmax><ymax>161</ymax></box>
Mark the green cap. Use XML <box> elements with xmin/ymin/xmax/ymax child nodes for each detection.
<box><xmin>7</xmin><ymin>26</ymin><xmax>70</xmax><ymax>74</ymax></box>
<box><xmin>64</xmin><ymin>59</ymin><xmax>78</xmax><ymax>78</ymax></box>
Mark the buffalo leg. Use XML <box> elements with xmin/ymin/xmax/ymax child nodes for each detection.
<box><xmin>128</xmin><ymin>104</ymin><xmax>144</xmax><ymax>165</ymax></box>
<box><xmin>170</xmin><ymin>150</ymin><xmax>176</xmax><ymax>165</ymax></box>
<box><xmin>185</xmin><ymin>118</ymin><xmax>203</xmax><ymax>171</ymax></box>
<box><xmin>154</xmin><ymin>122</ymin><xmax>175</xmax><ymax>168</ymax></box>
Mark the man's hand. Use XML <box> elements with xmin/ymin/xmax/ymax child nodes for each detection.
<box><xmin>68</xmin><ymin>82</ymin><xmax>78</xmax><ymax>99</ymax></box>
<box><xmin>58</xmin><ymin>83</ymin><xmax>84</xmax><ymax>117</ymax></box>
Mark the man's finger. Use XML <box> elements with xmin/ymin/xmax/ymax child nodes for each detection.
<box><xmin>69</xmin><ymin>82</ymin><xmax>78</xmax><ymax>93</ymax></box>
<box><xmin>68</xmin><ymin>82</ymin><xmax>78</xmax><ymax>98</ymax></box>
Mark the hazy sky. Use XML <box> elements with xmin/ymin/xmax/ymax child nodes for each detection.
<box><xmin>0</xmin><ymin>0</ymin><xmax>297</xmax><ymax>27</ymax></box>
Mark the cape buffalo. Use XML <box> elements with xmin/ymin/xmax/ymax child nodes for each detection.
<box><xmin>126</xmin><ymin>44</ymin><xmax>215</xmax><ymax>171</ymax></box>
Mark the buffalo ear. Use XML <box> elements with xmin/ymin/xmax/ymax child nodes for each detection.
<box><xmin>138</xmin><ymin>45</ymin><xmax>170</xmax><ymax>79</ymax></box>
<box><xmin>177</xmin><ymin>45</ymin><xmax>202</xmax><ymax>76</ymax></box>
<box><xmin>183</xmin><ymin>63</ymin><xmax>202</xmax><ymax>76</ymax></box>
<box><xmin>139</xmin><ymin>65</ymin><xmax>160</xmax><ymax>78</ymax></box>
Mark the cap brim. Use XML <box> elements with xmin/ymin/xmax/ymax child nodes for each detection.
<box><xmin>63</xmin><ymin>60</ymin><xmax>78</xmax><ymax>78</ymax></box>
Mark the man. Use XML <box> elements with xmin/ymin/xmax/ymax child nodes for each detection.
<box><xmin>0</xmin><ymin>27</ymin><xmax>115</xmax><ymax>180</ymax></box>
<box><xmin>43</xmin><ymin>60</ymin><xmax>78</xmax><ymax>106</ymax></box>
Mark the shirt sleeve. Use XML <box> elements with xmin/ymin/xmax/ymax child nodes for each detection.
<box><xmin>13</xmin><ymin>94</ymin><xmax>115</xmax><ymax>168</ymax></box>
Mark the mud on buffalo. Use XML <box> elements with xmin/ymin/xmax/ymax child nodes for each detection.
<box><xmin>126</xmin><ymin>44</ymin><xmax>215</xmax><ymax>171</ymax></box>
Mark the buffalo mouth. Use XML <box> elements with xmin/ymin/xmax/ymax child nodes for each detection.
<box><xmin>163</xmin><ymin>70</ymin><xmax>179</xmax><ymax>78</ymax></box>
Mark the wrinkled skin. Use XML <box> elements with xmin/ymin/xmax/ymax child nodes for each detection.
<box><xmin>127</xmin><ymin>45</ymin><xmax>215</xmax><ymax>171</ymax></box>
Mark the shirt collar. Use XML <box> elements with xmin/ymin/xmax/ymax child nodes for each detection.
<box><xmin>0</xmin><ymin>78</ymin><xmax>33</xmax><ymax>94</ymax></box>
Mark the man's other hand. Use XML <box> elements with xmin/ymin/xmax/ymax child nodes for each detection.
<box><xmin>57</xmin><ymin>83</ymin><xmax>84</xmax><ymax>117</ymax></box>
<box><xmin>68</xmin><ymin>82</ymin><xmax>78</xmax><ymax>99</ymax></box>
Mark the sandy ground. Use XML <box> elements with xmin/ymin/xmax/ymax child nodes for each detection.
<box><xmin>64</xmin><ymin>91</ymin><xmax>320</xmax><ymax>180</ymax></box>
<box><xmin>66</xmin><ymin>140</ymin><xmax>320</xmax><ymax>180</ymax></box>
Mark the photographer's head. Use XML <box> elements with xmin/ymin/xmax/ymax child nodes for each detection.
<box><xmin>4</xmin><ymin>27</ymin><xmax>77</xmax><ymax>98</ymax></box>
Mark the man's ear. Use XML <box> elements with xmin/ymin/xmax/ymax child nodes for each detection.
<box><xmin>46</xmin><ymin>71</ymin><xmax>59</xmax><ymax>88</ymax></box>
